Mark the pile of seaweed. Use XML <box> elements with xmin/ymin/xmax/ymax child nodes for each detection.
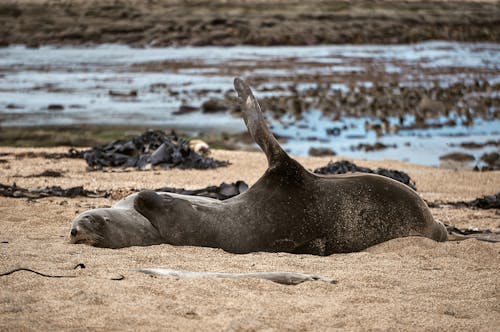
<box><xmin>0</xmin><ymin>181</ymin><xmax>246</xmax><ymax>201</ymax></box>
<box><xmin>154</xmin><ymin>181</ymin><xmax>248</xmax><ymax>201</ymax></box>
<box><xmin>11</xmin><ymin>149</ymin><xmax>84</xmax><ymax>160</ymax></box>
<box><xmin>465</xmin><ymin>193</ymin><xmax>500</xmax><ymax>209</ymax></box>
<box><xmin>0</xmin><ymin>183</ymin><xmax>107</xmax><ymax>199</ymax></box>
<box><xmin>83</xmin><ymin>130</ymin><xmax>228</xmax><ymax>170</ymax></box>
<box><xmin>313</xmin><ymin>160</ymin><xmax>416</xmax><ymax>190</ymax></box>
<box><xmin>448</xmin><ymin>192</ymin><xmax>500</xmax><ymax>210</ymax></box>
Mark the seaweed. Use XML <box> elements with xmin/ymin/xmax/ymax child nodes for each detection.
<box><xmin>313</xmin><ymin>160</ymin><xmax>416</xmax><ymax>190</ymax></box>
<box><xmin>0</xmin><ymin>183</ymin><xmax>107</xmax><ymax>199</ymax></box>
<box><xmin>83</xmin><ymin>130</ymin><xmax>229</xmax><ymax>170</ymax></box>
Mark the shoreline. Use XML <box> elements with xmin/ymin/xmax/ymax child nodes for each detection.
<box><xmin>0</xmin><ymin>124</ymin><xmax>251</xmax><ymax>149</ymax></box>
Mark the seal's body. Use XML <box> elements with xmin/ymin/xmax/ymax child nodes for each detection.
<box><xmin>70</xmin><ymin>78</ymin><xmax>447</xmax><ymax>254</ymax></box>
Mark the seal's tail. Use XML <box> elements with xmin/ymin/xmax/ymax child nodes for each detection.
<box><xmin>234</xmin><ymin>77</ymin><xmax>291</xmax><ymax>168</ymax></box>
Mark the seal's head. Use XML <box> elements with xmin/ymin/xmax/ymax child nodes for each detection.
<box><xmin>69</xmin><ymin>212</ymin><xmax>107</xmax><ymax>246</ymax></box>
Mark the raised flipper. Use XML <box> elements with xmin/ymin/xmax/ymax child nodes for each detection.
<box><xmin>234</xmin><ymin>77</ymin><xmax>294</xmax><ymax>169</ymax></box>
<box><xmin>134</xmin><ymin>190</ymin><xmax>173</xmax><ymax>232</ymax></box>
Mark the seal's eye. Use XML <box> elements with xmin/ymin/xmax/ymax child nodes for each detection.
<box><xmin>70</xmin><ymin>228</ymin><xmax>77</xmax><ymax>236</ymax></box>
<box><xmin>86</xmin><ymin>215</ymin><xmax>103</xmax><ymax>225</ymax></box>
<box><xmin>103</xmin><ymin>217</ymin><xmax>110</xmax><ymax>222</ymax></box>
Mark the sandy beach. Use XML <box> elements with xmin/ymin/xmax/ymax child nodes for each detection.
<box><xmin>0</xmin><ymin>147</ymin><xmax>498</xmax><ymax>330</ymax></box>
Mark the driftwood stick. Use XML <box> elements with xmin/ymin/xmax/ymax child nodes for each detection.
<box><xmin>137</xmin><ymin>268</ymin><xmax>336</xmax><ymax>285</ymax></box>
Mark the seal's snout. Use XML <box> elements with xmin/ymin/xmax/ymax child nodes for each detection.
<box><xmin>69</xmin><ymin>212</ymin><xmax>104</xmax><ymax>246</ymax></box>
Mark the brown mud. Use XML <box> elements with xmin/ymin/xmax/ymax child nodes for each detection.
<box><xmin>1</xmin><ymin>0</ymin><xmax>499</xmax><ymax>47</ymax></box>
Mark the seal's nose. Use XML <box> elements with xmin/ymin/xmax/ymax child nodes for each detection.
<box><xmin>70</xmin><ymin>228</ymin><xmax>77</xmax><ymax>237</ymax></box>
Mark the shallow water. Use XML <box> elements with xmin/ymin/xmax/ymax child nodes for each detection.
<box><xmin>271</xmin><ymin>110</ymin><xmax>500</xmax><ymax>166</ymax></box>
<box><xmin>0</xmin><ymin>42</ymin><xmax>499</xmax><ymax>166</ymax></box>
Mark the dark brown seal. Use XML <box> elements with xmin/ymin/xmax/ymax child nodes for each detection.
<box><xmin>70</xmin><ymin>78</ymin><xmax>447</xmax><ymax>254</ymax></box>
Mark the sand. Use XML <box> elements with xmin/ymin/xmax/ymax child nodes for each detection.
<box><xmin>0</xmin><ymin>147</ymin><xmax>499</xmax><ymax>330</ymax></box>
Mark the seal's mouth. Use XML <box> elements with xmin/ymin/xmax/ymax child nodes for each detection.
<box><xmin>71</xmin><ymin>238</ymin><xmax>95</xmax><ymax>245</ymax></box>
<box><xmin>69</xmin><ymin>227</ymin><xmax>98</xmax><ymax>246</ymax></box>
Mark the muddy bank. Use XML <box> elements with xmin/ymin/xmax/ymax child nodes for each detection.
<box><xmin>1</xmin><ymin>0</ymin><xmax>499</xmax><ymax>47</ymax></box>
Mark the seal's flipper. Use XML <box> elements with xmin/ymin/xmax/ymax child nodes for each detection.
<box><xmin>133</xmin><ymin>190</ymin><xmax>200</xmax><ymax>243</ymax></box>
<box><xmin>134</xmin><ymin>190</ymin><xmax>173</xmax><ymax>232</ymax></box>
<box><xmin>234</xmin><ymin>77</ymin><xmax>292</xmax><ymax>168</ymax></box>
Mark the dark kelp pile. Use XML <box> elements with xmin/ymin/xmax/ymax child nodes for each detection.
<box><xmin>26</xmin><ymin>170</ymin><xmax>64</xmax><ymax>178</ymax></box>
<box><xmin>461</xmin><ymin>193</ymin><xmax>500</xmax><ymax>209</ymax></box>
<box><xmin>0</xmin><ymin>183</ymin><xmax>108</xmax><ymax>199</ymax></box>
<box><xmin>83</xmin><ymin>130</ymin><xmax>228</xmax><ymax>170</ymax></box>
<box><xmin>449</xmin><ymin>193</ymin><xmax>500</xmax><ymax>210</ymax></box>
<box><xmin>313</xmin><ymin>160</ymin><xmax>416</xmax><ymax>190</ymax></box>
<box><xmin>0</xmin><ymin>181</ymin><xmax>247</xmax><ymax>201</ymax></box>
<box><xmin>154</xmin><ymin>181</ymin><xmax>249</xmax><ymax>201</ymax></box>
<box><xmin>13</xmin><ymin>149</ymin><xmax>84</xmax><ymax>160</ymax></box>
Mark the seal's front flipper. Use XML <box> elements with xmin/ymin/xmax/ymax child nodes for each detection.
<box><xmin>234</xmin><ymin>77</ymin><xmax>294</xmax><ymax>169</ymax></box>
<box><xmin>133</xmin><ymin>190</ymin><xmax>200</xmax><ymax>244</ymax></box>
<box><xmin>133</xmin><ymin>190</ymin><xmax>172</xmax><ymax>232</ymax></box>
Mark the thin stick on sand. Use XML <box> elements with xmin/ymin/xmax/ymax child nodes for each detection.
<box><xmin>137</xmin><ymin>268</ymin><xmax>336</xmax><ymax>285</ymax></box>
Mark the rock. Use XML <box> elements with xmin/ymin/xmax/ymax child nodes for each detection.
<box><xmin>326</xmin><ymin>127</ymin><xmax>342</xmax><ymax>136</ymax></box>
<box><xmin>439</xmin><ymin>152</ymin><xmax>475</xmax><ymax>162</ymax></box>
<box><xmin>108</xmin><ymin>90</ymin><xmax>137</xmax><ymax>97</ymax></box>
<box><xmin>475</xmin><ymin>152</ymin><xmax>500</xmax><ymax>171</ymax></box>
<box><xmin>351</xmin><ymin>142</ymin><xmax>397</xmax><ymax>152</ymax></box>
<box><xmin>458</xmin><ymin>140</ymin><xmax>500</xmax><ymax>149</ymax></box>
<box><xmin>173</xmin><ymin>105</ymin><xmax>198</xmax><ymax>115</ymax></box>
<box><xmin>201</xmin><ymin>99</ymin><xmax>228</xmax><ymax>113</ymax></box>
<box><xmin>188</xmin><ymin>139</ymin><xmax>210</xmax><ymax>155</ymax></box>
<box><xmin>308</xmin><ymin>147</ymin><xmax>337</xmax><ymax>157</ymax></box>
<box><xmin>47</xmin><ymin>104</ymin><xmax>64</xmax><ymax>111</ymax></box>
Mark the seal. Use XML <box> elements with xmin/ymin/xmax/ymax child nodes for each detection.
<box><xmin>70</xmin><ymin>78</ymin><xmax>447</xmax><ymax>254</ymax></box>
<box><xmin>69</xmin><ymin>194</ymin><xmax>163</xmax><ymax>248</ymax></box>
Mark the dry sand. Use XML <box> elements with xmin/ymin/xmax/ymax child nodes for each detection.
<box><xmin>0</xmin><ymin>147</ymin><xmax>499</xmax><ymax>330</ymax></box>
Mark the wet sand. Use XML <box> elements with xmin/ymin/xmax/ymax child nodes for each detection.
<box><xmin>0</xmin><ymin>147</ymin><xmax>499</xmax><ymax>330</ymax></box>
<box><xmin>1</xmin><ymin>0</ymin><xmax>499</xmax><ymax>47</ymax></box>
